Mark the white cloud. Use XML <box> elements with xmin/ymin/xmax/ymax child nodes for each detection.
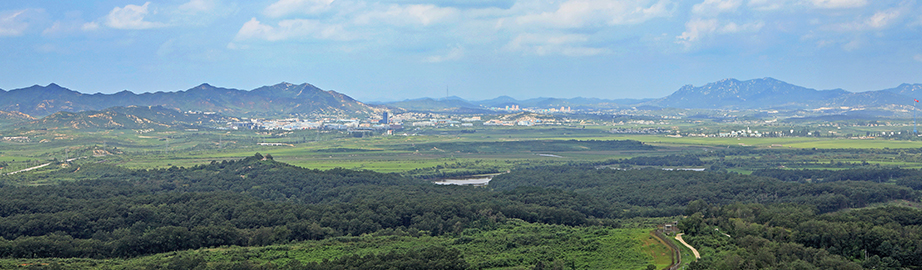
<box><xmin>810</xmin><ymin>0</ymin><xmax>867</xmax><ymax>9</ymax></box>
<box><xmin>354</xmin><ymin>4</ymin><xmax>459</xmax><ymax>26</ymax></box>
<box><xmin>720</xmin><ymin>21</ymin><xmax>764</xmax><ymax>33</ymax></box>
<box><xmin>105</xmin><ymin>2</ymin><xmax>168</xmax><ymax>29</ymax></box>
<box><xmin>425</xmin><ymin>44</ymin><xmax>464</xmax><ymax>62</ymax></box>
<box><xmin>747</xmin><ymin>0</ymin><xmax>789</xmax><ymax>11</ymax></box>
<box><xmin>675</xmin><ymin>18</ymin><xmax>763</xmax><ymax>46</ymax></box>
<box><xmin>82</xmin><ymin>22</ymin><xmax>100</xmax><ymax>31</ymax></box>
<box><xmin>41</xmin><ymin>21</ymin><xmax>66</xmax><ymax>36</ymax></box>
<box><xmin>0</xmin><ymin>10</ymin><xmax>30</xmax><ymax>37</ymax></box>
<box><xmin>676</xmin><ymin>18</ymin><xmax>718</xmax><ymax>45</ymax></box>
<box><xmin>865</xmin><ymin>9</ymin><xmax>901</xmax><ymax>28</ymax></box>
<box><xmin>914</xmin><ymin>54</ymin><xmax>922</xmax><ymax>62</ymax></box>
<box><xmin>692</xmin><ymin>0</ymin><xmax>742</xmax><ymax>16</ymax></box>
<box><xmin>842</xmin><ymin>38</ymin><xmax>863</xmax><ymax>51</ymax></box>
<box><xmin>505</xmin><ymin>33</ymin><xmax>608</xmax><ymax>56</ymax></box>
<box><xmin>264</xmin><ymin>0</ymin><xmax>334</xmax><ymax>18</ymax></box>
<box><xmin>234</xmin><ymin>17</ymin><xmax>349</xmax><ymax>41</ymax></box>
<box><xmin>43</xmin><ymin>18</ymin><xmax>103</xmax><ymax>36</ymax></box>
<box><xmin>834</xmin><ymin>8</ymin><xmax>904</xmax><ymax>31</ymax></box>
<box><xmin>513</xmin><ymin>0</ymin><xmax>672</xmax><ymax>29</ymax></box>
<box><xmin>179</xmin><ymin>0</ymin><xmax>216</xmax><ymax>13</ymax></box>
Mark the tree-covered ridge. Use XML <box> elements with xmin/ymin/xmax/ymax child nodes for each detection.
<box><xmin>23</xmin><ymin>105</ymin><xmax>233</xmax><ymax>130</ymax></box>
<box><xmin>0</xmin><ymin>155</ymin><xmax>619</xmax><ymax>259</ymax></box>
<box><xmin>489</xmin><ymin>165</ymin><xmax>917</xmax><ymax>216</ymax></box>
<box><xmin>0</xmin><ymin>222</ymin><xmax>656</xmax><ymax>270</ymax></box>
<box><xmin>753</xmin><ymin>167</ymin><xmax>922</xmax><ymax>189</ymax></box>
<box><xmin>681</xmin><ymin>203</ymin><xmax>922</xmax><ymax>269</ymax></box>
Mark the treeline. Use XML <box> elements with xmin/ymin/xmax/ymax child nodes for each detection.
<box><xmin>489</xmin><ymin>165</ymin><xmax>917</xmax><ymax>216</ymax></box>
<box><xmin>404</xmin><ymin>139</ymin><xmax>653</xmax><ymax>153</ymax></box>
<box><xmin>753</xmin><ymin>168</ymin><xmax>922</xmax><ymax>190</ymax></box>
<box><xmin>620</xmin><ymin>155</ymin><xmax>704</xmax><ymax>166</ymax></box>
<box><xmin>681</xmin><ymin>202</ymin><xmax>922</xmax><ymax>269</ymax></box>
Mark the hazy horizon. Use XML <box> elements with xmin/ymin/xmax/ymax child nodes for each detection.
<box><xmin>3</xmin><ymin>76</ymin><xmax>921</xmax><ymax>103</ymax></box>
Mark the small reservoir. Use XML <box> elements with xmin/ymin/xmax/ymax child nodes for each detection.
<box><xmin>432</xmin><ymin>174</ymin><xmax>499</xmax><ymax>187</ymax></box>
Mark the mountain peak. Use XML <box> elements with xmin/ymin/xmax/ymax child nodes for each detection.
<box><xmin>273</xmin><ymin>82</ymin><xmax>295</xmax><ymax>88</ymax></box>
<box><xmin>654</xmin><ymin>78</ymin><xmax>840</xmax><ymax>109</ymax></box>
<box><xmin>195</xmin><ymin>83</ymin><xmax>214</xmax><ymax>89</ymax></box>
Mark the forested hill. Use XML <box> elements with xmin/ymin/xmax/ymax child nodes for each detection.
<box><xmin>23</xmin><ymin>105</ymin><xmax>234</xmax><ymax>130</ymax></box>
<box><xmin>0</xmin><ymin>110</ymin><xmax>34</xmax><ymax>127</ymax></box>
<box><xmin>0</xmin><ymin>155</ymin><xmax>920</xmax><ymax>269</ymax></box>
<box><xmin>0</xmin><ymin>154</ymin><xmax>609</xmax><ymax>260</ymax></box>
<box><xmin>488</xmin><ymin>165</ymin><xmax>918</xmax><ymax>216</ymax></box>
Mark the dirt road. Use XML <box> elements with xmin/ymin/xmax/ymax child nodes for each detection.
<box><xmin>675</xmin><ymin>233</ymin><xmax>701</xmax><ymax>259</ymax></box>
<box><xmin>6</xmin><ymin>163</ymin><xmax>51</xmax><ymax>175</ymax></box>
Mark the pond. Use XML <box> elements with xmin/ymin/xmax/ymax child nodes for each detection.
<box><xmin>432</xmin><ymin>174</ymin><xmax>499</xmax><ymax>186</ymax></box>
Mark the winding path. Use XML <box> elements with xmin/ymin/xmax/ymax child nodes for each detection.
<box><xmin>675</xmin><ymin>233</ymin><xmax>701</xmax><ymax>259</ymax></box>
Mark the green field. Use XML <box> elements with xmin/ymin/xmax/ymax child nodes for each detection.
<box><xmin>5</xmin><ymin>125</ymin><xmax>922</xmax><ymax>178</ymax></box>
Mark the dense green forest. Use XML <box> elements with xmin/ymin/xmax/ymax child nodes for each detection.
<box><xmin>489</xmin><ymin>165</ymin><xmax>916</xmax><ymax>215</ymax></box>
<box><xmin>680</xmin><ymin>203</ymin><xmax>922</xmax><ymax>270</ymax></box>
<box><xmin>0</xmin><ymin>155</ymin><xmax>618</xmax><ymax>261</ymax></box>
<box><xmin>1</xmin><ymin>153</ymin><xmax>921</xmax><ymax>269</ymax></box>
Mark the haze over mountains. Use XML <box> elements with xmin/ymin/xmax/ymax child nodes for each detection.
<box><xmin>649</xmin><ymin>78</ymin><xmax>922</xmax><ymax>110</ymax></box>
<box><xmin>382</xmin><ymin>78</ymin><xmax>922</xmax><ymax>112</ymax></box>
<box><xmin>0</xmin><ymin>83</ymin><xmax>382</xmax><ymax>117</ymax></box>
<box><xmin>2</xmin><ymin>78</ymin><xmax>921</xmax><ymax>119</ymax></box>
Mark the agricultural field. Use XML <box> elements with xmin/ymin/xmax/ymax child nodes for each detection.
<box><xmin>5</xmin><ymin>123</ymin><xmax>922</xmax><ymax>178</ymax></box>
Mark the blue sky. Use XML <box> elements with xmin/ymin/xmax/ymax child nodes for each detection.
<box><xmin>1</xmin><ymin>0</ymin><xmax>920</xmax><ymax>101</ymax></box>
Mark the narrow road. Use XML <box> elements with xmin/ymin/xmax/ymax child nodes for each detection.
<box><xmin>4</xmin><ymin>157</ymin><xmax>85</xmax><ymax>175</ymax></box>
<box><xmin>6</xmin><ymin>163</ymin><xmax>51</xmax><ymax>175</ymax></box>
<box><xmin>675</xmin><ymin>233</ymin><xmax>701</xmax><ymax>259</ymax></box>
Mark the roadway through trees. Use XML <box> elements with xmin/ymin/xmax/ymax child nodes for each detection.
<box><xmin>675</xmin><ymin>233</ymin><xmax>700</xmax><ymax>259</ymax></box>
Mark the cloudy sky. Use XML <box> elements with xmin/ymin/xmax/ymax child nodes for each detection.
<box><xmin>1</xmin><ymin>0</ymin><xmax>920</xmax><ymax>101</ymax></box>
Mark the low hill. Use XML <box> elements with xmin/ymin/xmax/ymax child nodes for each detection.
<box><xmin>0</xmin><ymin>82</ymin><xmax>385</xmax><ymax>117</ymax></box>
<box><xmin>0</xmin><ymin>110</ymin><xmax>35</xmax><ymax>126</ymax></box>
<box><xmin>23</xmin><ymin>105</ymin><xmax>233</xmax><ymax>130</ymax></box>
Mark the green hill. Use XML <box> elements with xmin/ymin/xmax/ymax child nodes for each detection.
<box><xmin>24</xmin><ymin>105</ymin><xmax>232</xmax><ymax>130</ymax></box>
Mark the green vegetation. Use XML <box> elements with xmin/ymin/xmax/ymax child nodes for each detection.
<box><xmin>5</xmin><ymin>110</ymin><xmax>922</xmax><ymax>269</ymax></box>
<box><xmin>681</xmin><ymin>203</ymin><xmax>922</xmax><ymax>270</ymax></box>
<box><xmin>0</xmin><ymin>222</ymin><xmax>656</xmax><ymax>270</ymax></box>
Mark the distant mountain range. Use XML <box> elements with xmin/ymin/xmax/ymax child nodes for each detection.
<box><xmin>377</xmin><ymin>96</ymin><xmax>652</xmax><ymax>112</ymax></box>
<box><xmin>0</xmin><ymin>83</ymin><xmax>383</xmax><ymax>117</ymax></box>
<box><xmin>379</xmin><ymin>78</ymin><xmax>922</xmax><ymax>112</ymax></box>
<box><xmin>2</xmin><ymin>78</ymin><xmax>922</xmax><ymax>119</ymax></box>
<box><xmin>647</xmin><ymin>78</ymin><xmax>922</xmax><ymax>110</ymax></box>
